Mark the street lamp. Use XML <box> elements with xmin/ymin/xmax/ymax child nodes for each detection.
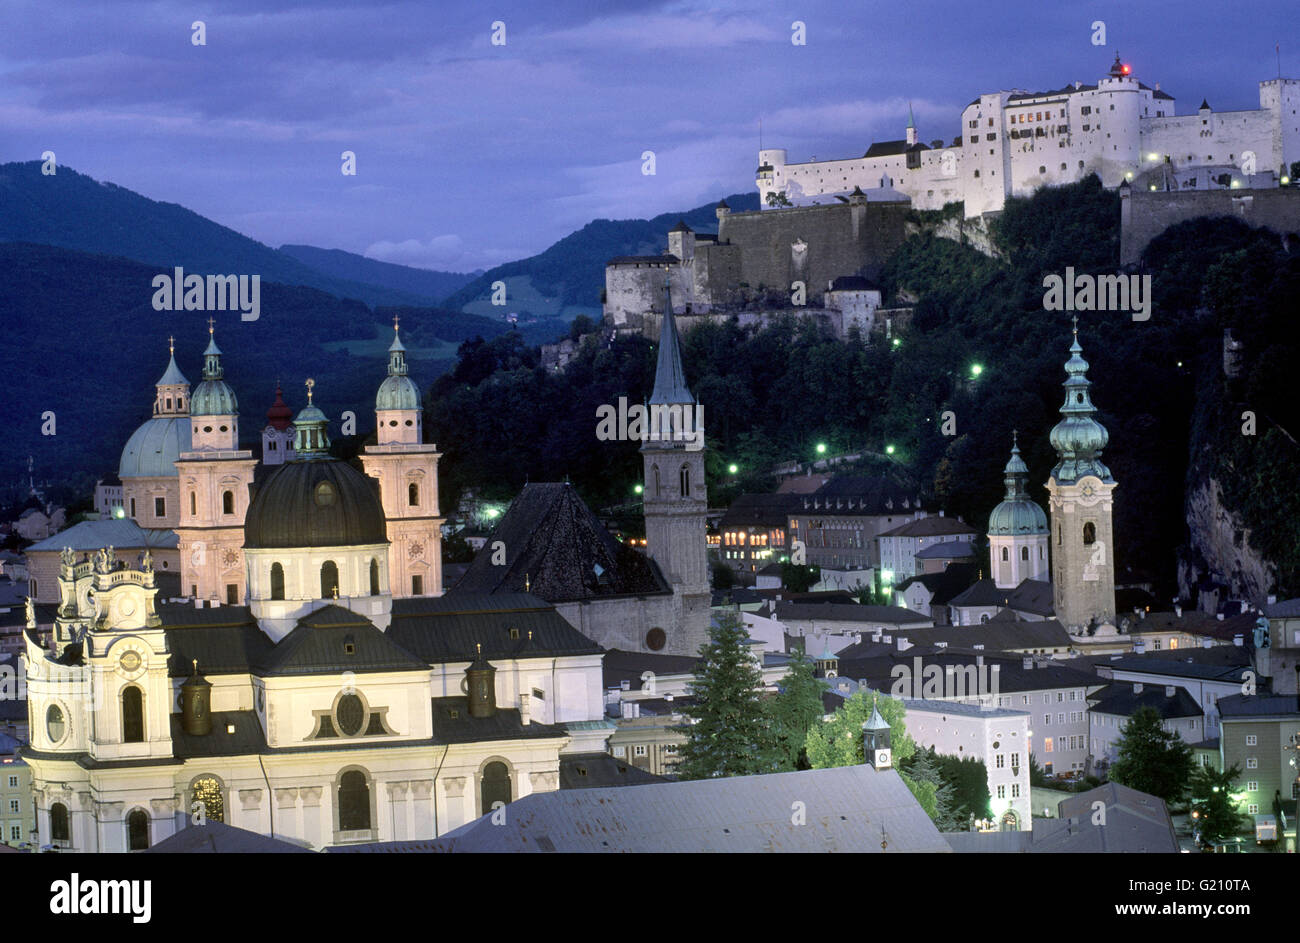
<box><xmin>633</xmin><ymin>484</ymin><xmax>643</xmax><ymax>495</ymax></box>
<box><xmin>728</xmin><ymin>463</ymin><xmax>738</xmax><ymax>475</ymax></box>
<box><xmin>885</xmin><ymin>445</ymin><xmax>895</xmax><ymax>455</ymax></box>
<box><xmin>970</xmin><ymin>363</ymin><xmax>983</xmax><ymax>379</ymax></box>
<box><xmin>816</xmin><ymin>443</ymin><xmax>827</xmax><ymax>455</ymax></box>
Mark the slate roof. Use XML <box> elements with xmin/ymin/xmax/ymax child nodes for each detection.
<box><xmin>863</xmin><ymin>139</ymin><xmax>929</xmax><ymax>158</ymax></box>
<box><xmin>773</xmin><ymin>602</ymin><xmax>931</xmax><ymax>625</ymax></box>
<box><xmin>834</xmin><ymin>618</ymin><xmax>1074</xmax><ymax>656</ymax></box>
<box><xmin>1217</xmin><ymin>694</ymin><xmax>1300</xmax><ymax>719</ymax></box>
<box><xmin>1264</xmin><ymin>598</ymin><xmax>1300</xmax><ymax>618</ymax></box>
<box><xmin>160</xmin><ymin>603</ymin><xmax>275</xmax><ymax>677</ymax></box>
<box><xmin>913</xmin><ymin>540</ymin><xmax>975</xmax><ymax>560</ymax></box>
<box><xmin>259</xmin><ymin>606</ymin><xmax>428</xmax><ymax>677</ymax></box>
<box><xmin>143</xmin><ymin>820</ymin><xmax>314</xmax><ymax>854</ymax></box>
<box><xmin>608</xmin><ymin>255</ymin><xmax>677</xmax><ymax>265</ymax></box>
<box><xmin>392</xmin><ymin>765</ymin><xmax>952</xmax><ymax>853</ymax></box>
<box><xmin>171</xmin><ymin>711</ymin><xmax>267</xmax><ymax>759</ymax></box>
<box><xmin>902</xmin><ymin>698</ymin><xmax>1026</xmax><ymax>719</ymax></box>
<box><xmin>429</xmin><ymin>697</ymin><xmax>566</xmax><ymax>744</ymax></box>
<box><xmin>948</xmin><ymin>579</ymin><xmax>1006</xmax><ymax>608</ymax></box>
<box><xmin>798</xmin><ymin>475</ymin><xmax>923</xmax><ymax>515</ymax></box>
<box><xmin>879</xmin><ymin>517</ymin><xmax>976</xmax><ymax>539</ymax></box>
<box><xmin>25</xmin><ymin>519</ymin><xmax>178</xmax><ymax>553</ymax></box>
<box><xmin>452</xmin><ymin>483</ymin><xmax>671</xmax><ymax>602</ymax></box>
<box><xmin>559</xmin><ymin>753</ymin><xmax>672</xmax><ymax>789</ymax></box>
<box><xmin>1007</xmin><ymin>580</ymin><xmax>1055</xmax><ymax>617</ymax></box>
<box><xmin>835</xmin><ymin>651</ymin><xmax>1099</xmax><ymax>695</ymax></box>
<box><xmin>1103</xmin><ymin>655</ymin><xmax>1251</xmax><ymax>683</ymax></box>
<box><xmin>719</xmin><ymin>493</ymin><xmax>801</xmax><ymax>529</ymax></box>
<box><xmin>389</xmin><ymin>593</ymin><xmax>603</xmax><ymax>663</ymax></box>
<box><xmin>1088</xmin><ymin>682</ymin><xmax>1202</xmax><ymax>719</ymax></box>
<box><xmin>602</xmin><ymin>649</ymin><xmax>701</xmax><ymax>690</ymax></box>
<box><xmin>895</xmin><ymin>562</ymin><xmax>978</xmax><ymax>606</ymax></box>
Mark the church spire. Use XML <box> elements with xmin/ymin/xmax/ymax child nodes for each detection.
<box><xmin>649</xmin><ymin>279</ymin><xmax>694</xmax><ymax>406</ymax></box>
<box><xmin>201</xmin><ymin>317</ymin><xmax>224</xmax><ymax>380</ymax></box>
<box><xmin>1049</xmin><ymin>319</ymin><xmax>1112</xmax><ymax>484</ymax></box>
<box><xmin>387</xmin><ymin>315</ymin><xmax>408</xmax><ymax>377</ymax></box>
<box><xmin>1002</xmin><ymin>430</ymin><xmax>1030</xmax><ymax>501</ymax></box>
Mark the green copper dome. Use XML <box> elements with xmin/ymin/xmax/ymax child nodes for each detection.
<box><xmin>1048</xmin><ymin>322</ymin><xmax>1113</xmax><ymax>484</ymax></box>
<box><xmin>988</xmin><ymin>435</ymin><xmax>1048</xmax><ymax>535</ymax></box>
<box><xmin>191</xmin><ymin>326</ymin><xmax>239</xmax><ymax>416</ymax></box>
<box><xmin>120</xmin><ymin>417</ymin><xmax>192</xmax><ymax>478</ymax></box>
<box><xmin>376</xmin><ymin>322</ymin><xmax>421</xmax><ymax>411</ymax></box>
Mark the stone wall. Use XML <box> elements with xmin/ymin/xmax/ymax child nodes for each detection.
<box><xmin>1179</xmin><ymin>476</ymin><xmax>1276</xmax><ymax>608</ymax></box>
<box><xmin>1121</xmin><ymin>186</ymin><xmax>1300</xmax><ymax>264</ymax></box>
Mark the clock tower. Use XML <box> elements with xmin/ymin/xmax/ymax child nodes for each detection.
<box><xmin>1046</xmin><ymin>319</ymin><xmax>1117</xmax><ymax>632</ymax></box>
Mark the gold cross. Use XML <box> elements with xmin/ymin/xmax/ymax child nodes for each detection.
<box><xmin>393</xmin><ymin>314</ymin><xmax>400</xmax><ymax>331</ymax></box>
<box><xmin>1072</xmin><ymin>315</ymin><xmax>1079</xmax><ymax>335</ymax></box>
<box><xmin>332</xmin><ymin>584</ymin><xmax>339</xmax><ymax>600</ymax></box>
<box><xmin>305</xmin><ymin>377</ymin><xmax>315</xmax><ymax>404</ymax></box>
<box><xmin>168</xmin><ymin>335</ymin><xmax>175</xmax><ymax>356</ymax></box>
<box><xmin>207</xmin><ymin>316</ymin><xmax>215</xmax><ymax>335</ymax></box>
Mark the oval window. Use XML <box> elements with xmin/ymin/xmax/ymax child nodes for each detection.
<box><xmin>203</xmin><ymin>426</ymin><xmax>213</xmax><ymax>433</ymax></box>
<box><xmin>219</xmin><ymin>425</ymin><xmax>228</xmax><ymax>432</ymax></box>
<box><xmin>404</xmin><ymin>420</ymin><xmax>413</xmax><ymax>426</ymax></box>
<box><xmin>47</xmin><ymin>704</ymin><xmax>66</xmax><ymax>743</ymax></box>
<box><xmin>336</xmin><ymin>694</ymin><xmax>365</xmax><ymax>736</ymax></box>
<box><xmin>646</xmin><ymin>628</ymin><xmax>667</xmax><ymax>651</ymax></box>
<box><xmin>314</xmin><ymin>481</ymin><xmax>336</xmax><ymax>506</ymax></box>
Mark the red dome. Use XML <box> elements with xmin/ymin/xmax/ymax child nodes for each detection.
<box><xmin>266</xmin><ymin>383</ymin><xmax>294</xmax><ymax>430</ymax></box>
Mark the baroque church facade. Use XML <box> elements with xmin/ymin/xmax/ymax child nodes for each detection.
<box><xmin>20</xmin><ymin>321</ymin><xmax>611</xmax><ymax>851</ymax></box>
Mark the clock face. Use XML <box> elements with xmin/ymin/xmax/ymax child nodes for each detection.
<box><xmin>119</xmin><ymin>651</ymin><xmax>142</xmax><ymax>672</ymax></box>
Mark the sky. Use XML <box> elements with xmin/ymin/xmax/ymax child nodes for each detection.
<box><xmin>2</xmin><ymin>0</ymin><xmax>1294</xmax><ymax>272</ymax></box>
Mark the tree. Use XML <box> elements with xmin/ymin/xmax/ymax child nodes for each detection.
<box><xmin>711</xmin><ymin>561</ymin><xmax>735</xmax><ymax>590</ymax></box>
<box><xmin>933</xmin><ymin>752</ymin><xmax>992</xmax><ymax>822</ymax></box>
<box><xmin>765</xmin><ymin>191</ymin><xmax>793</xmax><ymax>208</ymax></box>
<box><xmin>764</xmin><ymin>648</ymin><xmax>828</xmax><ymax>771</ymax></box>
<box><xmin>674</xmin><ymin>610</ymin><xmax>773</xmax><ymax>779</ymax></box>
<box><xmin>781</xmin><ymin>563</ymin><xmax>820</xmax><ymax>592</ymax></box>
<box><xmin>902</xmin><ymin>747</ymin><xmax>963</xmax><ymax>830</ymax></box>
<box><xmin>806</xmin><ymin>690</ymin><xmax>915</xmax><ymax>769</ymax></box>
<box><xmin>1189</xmin><ymin>763</ymin><xmax>1249</xmax><ymax>846</ymax></box>
<box><xmin>1027</xmin><ymin>753</ymin><xmax>1049</xmax><ymax>788</ymax></box>
<box><xmin>1107</xmin><ymin>706</ymin><xmax>1195</xmax><ymax>805</ymax></box>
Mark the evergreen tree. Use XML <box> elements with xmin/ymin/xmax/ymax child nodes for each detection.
<box><xmin>764</xmin><ymin>647</ymin><xmax>828</xmax><ymax>771</ymax></box>
<box><xmin>1189</xmin><ymin>763</ymin><xmax>1248</xmax><ymax>846</ymax></box>
<box><xmin>933</xmin><ymin>752</ymin><xmax>992</xmax><ymax>822</ymax></box>
<box><xmin>1107</xmin><ymin>706</ymin><xmax>1195</xmax><ymax>804</ymax></box>
<box><xmin>1027</xmin><ymin>752</ymin><xmax>1049</xmax><ymax>787</ymax></box>
<box><xmin>903</xmin><ymin>746</ymin><xmax>963</xmax><ymax>831</ymax></box>
<box><xmin>674</xmin><ymin>610</ymin><xmax>773</xmax><ymax>779</ymax></box>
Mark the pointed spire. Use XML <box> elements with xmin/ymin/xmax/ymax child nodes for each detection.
<box><xmin>156</xmin><ymin>337</ymin><xmax>189</xmax><ymax>387</ymax></box>
<box><xmin>648</xmin><ymin>278</ymin><xmax>694</xmax><ymax>406</ymax></box>
<box><xmin>201</xmin><ymin>318</ymin><xmax>224</xmax><ymax>379</ymax></box>
<box><xmin>1049</xmin><ymin>322</ymin><xmax>1112</xmax><ymax>483</ymax></box>
<box><xmin>907</xmin><ymin>101</ymin><xmax>915</xmax><ymax>129</ymax></box>
<box><xmin>387</xmin><ymin>316</ymin><xmax>408</xmax><ymax>375</ymax></box>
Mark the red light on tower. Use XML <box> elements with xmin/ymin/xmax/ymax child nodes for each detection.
<box><xmin>1121</xmin><ymin>64</ymin><xmax>1131</xmax><ymax>75</ymax></box>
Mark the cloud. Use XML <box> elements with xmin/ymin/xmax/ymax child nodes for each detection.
<box><xmin>364</xmin><ymin>234</ymin><xmax>524</xmax><ymax>272</ymax></box>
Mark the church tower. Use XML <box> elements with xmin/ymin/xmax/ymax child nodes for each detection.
<box><xmin>359</xmin><ymin>318</ymin><xmax>444</xmax><ymax>597</ymax></box>
<box><xmin>176</xmin><ymin>321</ymin><xmax>257</xmax><ymax>605</ymax></box>
<box><xmin>261</xmin><ymin>382</ymin><xmax>296</xmax><ymax>466</ymax></box>
<box><xmin>642</xmin><ymin>280</ymin><xmax>710</xmax><ymax>656</ymax></box>
<box><xmin>1046</xmin><ymin>319</ymin><xmax>1117</xmax><ymax>631</ymax></box>
<box><xmin>988</xmin><ymin>432</ymin><xmax>1050</xmax><ymax>589</ymax></box>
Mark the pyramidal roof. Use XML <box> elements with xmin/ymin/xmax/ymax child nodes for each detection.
<box><xmin>156</xmin><ymin>349</ymin><xmax>189</xmax><ymax>387</ymax></box>
<box><xmin>649</xmin><ymin>280</ymin><xmax>694</xmax><ymax>405</ymax></box>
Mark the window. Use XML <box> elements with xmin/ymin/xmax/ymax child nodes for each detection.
<box><xmin>10</xmin><ymin>825</ymin><xmax>19</xmax><ymax>841</ymax></box>
<box><xmin>225</xmin><ymin>584</ymin><xmax>237</xmax><ymax>605</ymax></box>
<box><xmin>222</xmin><ymin>491</ymin><xmax>234</xmax><ymax>515</ymax></box>
<box><xmin>1083</xmin><ymin>522</ymin><xmax>1096</xmax><ymax>545</ymax></box>
<box><xmin>190</xmin><ymin>492</ymin><xmax>197</xmax><ymax>516</ymax></box>
<box><xmin>122</xmin><ymin>686</ymin><xmax>144</xmax><ymax>743</ymax></box>
<box><xmin>6</xmin><ymin>776</ymin><xmax>15</xmax><ymax>788</ymax></box>
<box><xmin>46</xmin><ymin>705</ymin><xmax>65</xmax><ymax>743</ymax></box>
<box><xmin>320</xmin><ymin>560</ymin><xmax>339</xmax><ymax>599</ymax></box>
<box><xmin>996</xmin><ymin>785</ymin><xmax>1005</xmax><ymax>799</ymax></box>
<box><xmin>154</xmin><ymin>497</ymin><xmax>165</xmax><ymax>518</ymax></box>
<box><xmin>634</xmin><ymin>745</ymin><xmax>647</xmax><ymax>757</ymax></box>
<box><xmin>130</xmin><ymin>498</ymin><xmax>136</xmax><ymax>517</ymax></box>
<box><xmin>1246</xmin><ymin>781</ymin><xmax>1259</xmax><ymax>792</ymax></box>
<box><xmin>1248</xmin><ymin>803</ymin><xmax>1260</xmax><ymax>815</ymax></box>
<box><xmin>50</xmin><ymin>802</ymin><xmax>70</xmax><ymax>842</ymax></box>
<box><xmin>8</xmin><ymin>799</ymin><xmax>18</xmax><ymax>813</ymax></box>
<box><xmin>1058</xmin><ymin>713</ymin><xmax>1065</xmax><ymax>724</ymax></box>
<box><xmin>1021</xmin><ymin>546</ymin><xmax>1029</xmax><ymax>561</ymax></box>
<box><xmin>338</xmin><ymin>770</ymin><xmax>371</xmax><ymax>832</ymax></box>
<box><xmin>127</xmin><ymin>809</ymin><xmax>150</xmax><ymax>850</ymax></box>
<box><xmin>191</xmin><ymin>776</ymin><xmax>225</xmax><ymax>823</ymax></box>
<box><xmin>336</xmin><ymin>694</ymin><xmax>365</xmax><ymax>736</ymax></box>
<box><xmin>680</xmin><ymin>465</ymin><xmax>690</xmax><ymax>497</ymax></box>
<box><xmin>1246</xmin><ymin>735</ymin><xmax>1257</xmax><ymax>746</ymax></box>
<box><xmin>270</xmin><ymin>563</ymin><xmax>285</xmax><ymax>600</ymax></box>
<box><xmin>481</xmin><ymin>761</ymin><xmax>511</xmax><ymax>814</ymax></box>
<box><xmin>1001</xmin><ymin>547</ymin><xmax>1009</xmax><ymax>561</ymax></box>
<box><xmin>408</xmin><ymin>482</ymin><xmax>419</xmax><ymax>507</ymax></box>
<box><xmin>412</xmin><ymin>574</ymin><xmax>424</xmax><ymax>596</ymax></box>
<box><xmin>1044</xmin><ymin>714</ymin><xmax>1051</xmax><ymax>726</ymax></box>
<box><xmin>612</xmin><ymin>746</ymin><xmax>626</xmax><ymax>757</ymax></box>
<box><xmin>1044</xmin><ymin>737</ymin><xmax>1053</xmax><ymax>753</ymax></box>
<box><xmin>1246</xmin><ymin>757</ymin><xmax>1258</xmax><ymax>769</ymax></box>
<box><xmin>369</xmin><ymin>558</ymin><xmax>380</xmax><ymax>596</ymax></box>
<box><xmin>995</xmin><ymin>754</ymin><xmax>1005</xmax><ymax>769</ymax></box>
<box><xmin>1011</xmin><ymin>783</ymin><xmax>1020</xmax><ymax>798</ymax></box>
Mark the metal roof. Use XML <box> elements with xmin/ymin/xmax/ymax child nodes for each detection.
<box><xmin>143</xmin><ymin>820</ymin><xmax>314</xmax><ymax>854</ymax></box>
<box><xmin>26</xmin><ymin>519</ymin><xmax>178</xmax><ymax>553</ymax></box>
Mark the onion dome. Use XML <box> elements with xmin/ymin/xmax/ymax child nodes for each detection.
<box><xmin>190</xmin><ymin>321</ymin><xmax>239</xmax><ymax>416</ymax></box>
<box><xmin>988</xmin><ymin>433</ymin><xmax>1048</xmax><ymax>535</ymax></box>
<box><xmin>376</xmin><ymin>319</ymin><xmax>421</xmax><ymax>412</ymax></box>
<box><xmin>265</xmin><ymin>383</ymin><xmax>294</xmax><ymax>431</ymax></box>
<box><xmin>1049</xmin><ymin>319</ymin><xmax>1113</xmax><ymax>484</ymax></box>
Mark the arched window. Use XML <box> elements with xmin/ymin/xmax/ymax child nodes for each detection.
<box><xmin>190</xmin><ymin>492</ymin><xmax>197</xmax><ymax>516</ymax></box>
<box><xmin>121</xmin><ymin>686</ymin><xmax>144</xmax><ymax>743</ymax></box>
<box><xmin>50</xmin><ymin>802</ymin><xmax>70</xmax><ymax>842</ymax></box>
<box><xmin>1021</xmin><ymin>546</ymin><xmax>1029</xmax><ymax>561</ymax></box>
<box><xmin>127</xmin><ymin>809</ymin><xmax>150</xmax><ymax>850</ymax></box>
<box><xmin>338</xmin><ymin>770</ymin><xmax>370</xmax><ymax>831</ymax></box>
<box><xmin>1083</xmin><ymin>522</ymin><xmax>1096</xmax><ymax>545</ymax></box>
<box><xmin>321</xmin><ymin>561</ymin><xmax>339</xmax><ymax>599</ymax></box>
<box><xmin>369</xmin><ymin>558</ymin><xmax>380</xmax><ymax>596</ymax></box>
<box><xmin>481</xmin><ymin>761</ymin><xmax>512</xmax><ymax>814</ymax></box>
<box><xmin>1001</xmin><ymin>547</ymin><xmax>1009</xmax><ymax>562</ymax></box>
<box><xmin>191</xmin><ymin>776</ymin><xmax>225</xmax><ymax>823</ymax></box>
<box><xmin>222</xmin><ymin>491</ymin><xmax>234</xmax><ymax>515</ymax></box>
<box><xmin>680</xmin><ymin>464</ymin><xmax>690</xmax><ymax>497</ymax></box>
<box><xmin>408</xmin><ymin>482</ymin><xmax>419</xmax><ymax>507</ymax></box>
<box><xmin>270</xmin><ymin>563</ymin><xmax>285</xmax><ymax>600</ymax></box>
<box><xmin>1057</xmin><ymin>524</ymin><xmax>1062</xmax><ymax>546</ymax></box>
<box><xmin>653</xmin><ymin>465</ymin><xmax>661</xmax><ymax>497</ymax></box>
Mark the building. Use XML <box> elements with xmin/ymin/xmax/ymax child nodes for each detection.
<box><xmin>789</xmin><ymin>475</ymin><xmax>928</xmax><ymax>571</ymax></box>
<box><xmin>1088</xmin><ymin>681</ymin><xmax>1204</xmax><ymax>769</ymax></box>
<box><xmin>23</xmin><ymin>518</ymin><xmax>180</xmax><ymax>605</ymax></box>
<box><xmin>718</xmin><ymin>493</ymin><xmax>799</xmax><ymax>574</ymax></box>
<box><xmin>759</xmin><ymin>56</ymin><xmax>1300</xmax><ymax>218</ymax></box>
<box><xmin>93</xmin><ymin>475</ymin><xmax>124</xmax><ymax>520</ymax></box>
<box><xmin>0</xmin><ymin>731</ymin><xmax>34</xmax><ymax>847</ymax></box>
<box><xmin>877</xmin><ymin>515</ymin><xmax>977</xmax><ymax>583</ymax></box>
<box><xmin>987</xmin><ymin>434</ymin><xmax>1050</xmax><ymax>589</ymax></box>
<box><xmin>1216</xmin><ymin>693</ymin><xmax>1300</xmax><ymax>842</ymax></box>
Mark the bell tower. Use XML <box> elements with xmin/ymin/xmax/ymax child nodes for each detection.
<box><xmin>1046</xmin><ymin>319</ymin><xmax>1117</xmax><ymax>632</ymax></box>
<box><xmin>641</xmin><ymin>280</ymin><xmax>710</xmax><ymax>656</ymax></box>
<box><xmin>360</xmin><ymin>318</ymin><xmax>444</xmax><ymax>598</ymax></box>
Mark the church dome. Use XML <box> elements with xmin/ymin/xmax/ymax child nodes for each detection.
<box><xmin>244</xmin><ymin>459</ymin><xmax>387</xmax><ymax>549</ymax></box>
<box><xmin>191</xmin><ymin>379</ymin><xmax>238</xmax><ymax>416</ymax></box>
<box><xmin>119</xmin><ymin>416</ymin><xmax>192</xmax><ymax>479</ymax></box>
<box><xmin>988</xmin><ymin>436</ymin><xmax>1048</xmax><ymax>536</ymax></box>
<box><xmin>376</xmin><ymin>373</ymin><xmax>421</xmax><ymax>412</ymax></box>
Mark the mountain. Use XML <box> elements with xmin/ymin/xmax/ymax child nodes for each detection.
<box><xmin>0</xmin><ymin>242</ymin><xmax>514</xmax><ymax>499</ymax></box>
<box><xmin>278</xmin><ymin>244</ymin><xmax>479</xmax><ymax>304</ymax></box>
<box><xmin>444</xmin><ymin>192</ymin><xmax>761</xmax><ymax>319</ymax></box>
<box><xmin>0</xmin><ymin>162</ymin><xmax>438</xmax><ymax>309</ymax></box>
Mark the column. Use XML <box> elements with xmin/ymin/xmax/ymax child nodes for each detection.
<box><xmin>299</xmin><ymin>786</ymin><xmax>323</xmax><ymax>849</ymax></box>
<box><xmin>410</xmin><ymin>780</ymin><xmax>433</xmax><ymax>839</ymax></box>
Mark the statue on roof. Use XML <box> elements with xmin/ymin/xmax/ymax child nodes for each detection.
<box><xmin>94</xmin><ymin>547</ymin><xmax>109</xmax><ymax>574</ymax></box>
<box><xmin>106</xmin><ymin>545</ymin><xmax>116</xmax><ymax>570</ymax></box>
<box><xmin>25</xmin><ymin>596</ymin><xmax>36</xmax><ymax>629</ymax></box>
<box><xmin>60</xmin><ymin>546</ymin><xmax>75</xmax><ymax>568</ymax></box>
<box><xmin>141</xmin><ymin>549</ymin><xmax>153</xmax><ymax>574</ymax></box>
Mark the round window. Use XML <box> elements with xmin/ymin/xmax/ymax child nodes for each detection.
<box><xmin>389</xmin><ymin>420</ymin><xmax>398</xmax><ymax>427</ymax></box>
<box><xmin>314</xmin><ymin>482</ymin><xmax>336</xmax><ymax>506</ymax></box>
<box><xmin>47</xmin><ymin>705</ymin><xmax>66</xmax><ymax>743</ymax></box>
<box><xmin>219</xmin><ymin>425</ymin><xmax>228</xmax><ymax>432</ymax></box>
<box><xmin>404</xmin><ymin>420</ymin><xmax>413</xmax><ymax>426</ymax></box>
<box><xmin>646</xmin><ymin>628</ymin><xmax>667</xmax><ymax>651</ymax></box>
<box><xmin>204</xmin><ymin>426</ymin><xmax>213</xmax><ymax>433</ymax></box>
<box><xmin>336</xmin><ymin>694</ymin><xmax>365</xmax><ymax>736</ymax></box>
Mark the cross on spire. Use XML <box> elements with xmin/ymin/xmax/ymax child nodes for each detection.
<box><xmin>207</xmin><ymin>316</ymin><xmax>215</xmax><ymax>335</ymax></box>
<box><xmin>305</xmin><ymin>377</ymin><xmax>315</xmax><ymax>404</ymax></box>
<box><xmin>1072</xmin><ymin>315</ymin><xmax>1079</xmax><ymax>335</ymax></box>
<box><xmin>168</xmin><ymin>335</ymin><xmax>175</xmax><ymax>356</ymax></box>
<box><xmin>392</xmin><ymin>314</ymin><xmax>400</xmax><ymax>332</ymax></box>
<box><xmin>1012</xmin><ymin>428</ymin><xmax>1019</xmax><ymax>447</ymax></box>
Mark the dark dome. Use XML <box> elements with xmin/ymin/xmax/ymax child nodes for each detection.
<box><xmin>245</xmin><ymin>459</ymin><xmax>387</xmax><ymax>549</ymax></box>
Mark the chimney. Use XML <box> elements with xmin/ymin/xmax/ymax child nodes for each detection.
<box><xmin>1165</xmin><ymin>685</ymin><xmax>1175</xmax><ymax>698</ymax></box>
<box><xmin>1202</xmin><ymin>638</ymin><xmax>1214</xmax><ymax>649</ymax></box>
<box><xmin>1267</xmin><ymin>594</ymin><xmax>1277</xmax><ymax>605</ymax></box>
<box><xmin>520</xmin><ymin>692</ymin><xmax>531</xmax><ymax>726</ymax></box>
<box><xmin>1023</xmin><ymin>656</ymin><xmax>1033</xmax><ymax>669</ymax></box>
<box><xmin>1233</xmin><ymin>634</ymin><xmax>1244</xmax><ymax>646</ymax></box>
<box><xmin>180</xmin><ymin>660</ymin><xmax>212</xmax><ymax>736</ymax></box>
<box><xmin>1217</xmin><ymin>613</ymin><xmax>1225</xmax><ymax>621</ymax></box>
<box><xmin>1133</xmin><ymin>637</ymin><xmax>1146</xmax><ymax>654</ymax></box>
<box><xmin>1133</xmin><ymin>683</ymin><xmax>1143</xmax><ymax>694</ymax></box>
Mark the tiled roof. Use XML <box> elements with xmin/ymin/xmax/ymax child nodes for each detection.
<box><xmin>800</xmin><ymin>475</ymin><xmax>923</xmax><ymax>515</ymax></box>
<box><xmin>260</xmin><ymin>606</ymin><xmax>428</xmax><ymax>677</ymax></box>
<box><xmin>1088</xmin><ymin>682</ymin><xmax>1202</xmax><ymax>719</ymax></box>
<box><xmin>452</xmin><ymin>483</ymin><xmax>670</xmax><ymax>602</ymax></box>
<box><xmin>429</xmin><ymin>697</ymin><xmax>567</xmax><ymax>744</ymax></box>
<box><xmin>390</xmin><ymin>593</ymin><xmax>602</xmax><ymax>662</ymax></box>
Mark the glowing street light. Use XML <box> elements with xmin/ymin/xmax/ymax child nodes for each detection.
<box><xmin>633</xmin><ymin>484</ymin><xmax>643</xmax><ymax>495</ymax></box>
<box><xmin>815</xmin><ymin>443</ymin><xmax>827</xmax><ymax>454</ymax></box>
<box><xmin>969</xmin><ymin>363</ymin><xmax>983</xmax><ymax>378</ymax></box>
<box><xmin>886</xmin><ymin>445</ymin><xmax>896</xmax><ymax>455</ymax></box>
<box><xmin>728</xmin><ymin>463</ymin><xmax>739</xmax><ymax>474</ymax></box>
<box><xmin>485</xmin><ymin>507</ymin><xmax>501</xmax><ymax>520</ymax></box>
<box><xmin>892</xmin><ymin>338</ymin><xmax>901</xmax><ymax>348</ymax></box>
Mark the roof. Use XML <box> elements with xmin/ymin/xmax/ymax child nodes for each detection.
<box><xmin>879</xmin><ymin>517</ymin><xmax>976</xmax><ymax>539</ymax></box>
<box><xmin>160</xmin><ymin>603</ymin><xmax>275</xmax><ymax>676</ymax></box>
<box><xmin>1217</xmin><ymin>694</ymin><xmax>1300</xmax><ymax>720</ymax></box>
<box><xmin>259</xmin><ymin>606</ymin><xmax>429</xmax><ymax>676</ymax></box>
<box><xmin>895</xmin><ymin>562</ymin><xmax>978</xmax><ymax>606</ymax></box>
<box><xmin>798</xmin><ymin>475</ymin><xmax>923</xmax><ymax>515</ymax></box>
<box><xmin>1088</xmin><ymin>682</ymin><xmax>1203</xmax><ymax>719</ymax></box>
<box><xmin>452</xmin><ymin>483</ymin><xmax>670</xmax><ymax>601</ymax></box>
<box><xmin>559</xmin><ymin>753</ymin><xmax>672</xmax><ymax>789</ymax></box>
<box><xmin>863</xmin><ymin>139</ymin><xmax>928</xmax><ymax>158</ymax></box>
<box><xmin>1264</xmin><ymin>598</ymin><xmax>1300</xmax><ymax>618</ymax></box>
<box><xmin>395</xmin><ymin>765</ymin><xmax>952</xmax><ymax>853</ymax></box>
<box><xmin>719</xmin><ymin>493</ymin><xmax>801</xmax><ymax>529</ymax></box>
<box><xmin>607</xmin><ymin>255</ymin><xmax>677</xmax><ymax>265</ymax></box>
<box><xmin>1037</xmin><ymin>783</ymin><xmax>1180</xmax><ymax>853</ymax></box>
<box><xmin>25</xmin><ymin>518</ymin><xmax>178</xmax><ymax>553</ymax></box>
<box><xmin>120</xmin><ymin>415</ymin><xmax>192</xmax><ymax>479</ymax></box>
<box><xmin>902</xmin><ymin>698</ymin><xmax>1026</xmax><ymax>720</ymax></box>
<box><xmin>837</xmin><ymin>651</ymin><xmax>1099</xmax><ymax>695</ymax></box>
<box><xmin>143</xmin><ymin>820</ymin><xmax>314</xmax><ymax>854</ymax></box>
<box><xmin>649</xmin><ymin>282</ymin><xmax>694</xmax><ymax>406</ymax></box>
<box><xmin>774</xmin><ymin>602</ymin><xmax>931</xmax><ymax>625</ymax></box>
<box><xmin>244</xmin><ymin>458</ymin><xmax>387</xmax><ymax>550</ymax></box>
<box><xmin>835</xmin><ymin>617</ymin><xmax>1074</xmax><ymax>656</ymax></box>
<box><xmin>429</xmin><ymin>697</ymin><xmax>567</xmax><ymax>744</ymax></box>
<box><xmin>1104</xmin><ymin>655</ymin><xmax>1251</xmax><ymax>683</ymax></box>
<box><xmin>914</xmin><ymin>540</ymin><xmax>975</xmax><ymax>560</ymax></box>
<box><xmin>389</xmin><ymin>593</ymin><xmax>604</xmax><ymax>662</ymax></box>
<box><xmin>170</xmin><ymin>710</ymin><xmax>267</xmax><ymax>759</ymax></box>
<box><xmin>829</xmin><ymin>275</ymin><xmax>878</xmax><ymax>291</ymax></box>
<box><xmin>602</xmin><ymin>648</ymin><xmax>701</xmax><ymax>690</ymax></box>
